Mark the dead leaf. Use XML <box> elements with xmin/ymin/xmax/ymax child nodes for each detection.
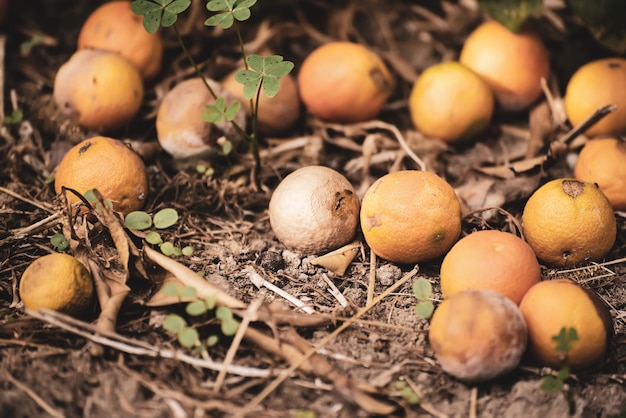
<box><xmin>310</xmin><ymin>241</ymin><xmax>361</xmax><ymax>276</ymax></box>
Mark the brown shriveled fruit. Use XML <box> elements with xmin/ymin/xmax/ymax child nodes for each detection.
<box><xmin>360</xmin><ymin>170</ymin><xmax>462</xmax><ymax>265</ymax></box>
<box><xmin>19</xmin><ymin>253</ymin><xmax>94</xmax><ymax>318</ymax></box>
<box><xmin>156</xmin><ymin>77</ymin><xmax>245</xmax><ymax>161</ymax></box>
<box><xmin>519</xmin><ymin>278</ymin><xmax>613</xmax><ymax>371</ymax></box>
<box><xmin>54</xmin><ymin>135</ymin><xmax>149</xmax><ymax>216</ymax></box>
<box><xmin>409</xmin><ymin>61</ymin><xmax>494</xmax><ymax>143</ymax></box>
<box><xmin>297</xmin><ymin>41</ymin><xmax>394</xmax><ymax>123</ymax></box>
<box><xmin>521</xmin><ymin>178</ymin><xmax>616</xmax><ymax>267</ymax></box>
<box><xmin>564</xmin><ymin>58</ymin><xmax>626</xmax><ymax>137</ymax></box>
<box><xmin>459</xmin><ymin>20</ymin><xmax>550</xmax><ymax>111</ymax></box>
<box><xmin>268</xmin><ymin>165</ymin><xmax>360</xmax><ymax>255</ymax></box>
<box><xmin>221</xmin><ymin>69</ymin><xmax>300</xmax><ymax>136</ymax></box>
<box><xmin>574</xmin><ymin>136</ymin><xmax>626</xmax><ymax>211</ymax></box>
<box><xmin>429</xmin><ymin>289</ymin><xmax>528</xmax><ymax>382</ymax></box>
<box><xmin>78</xmin><ymin>0</ymin><xmax>163</xmax><ymax>80</ymax></box>
<box><xmin>53</xmin><ymin>49</ymin><xmax>144</xmax><ymax>132</ymax></box>
<box><xmin>440</xmin><ymin>229</ymin><xmax>541</xmax><ymax>305</ymax></box>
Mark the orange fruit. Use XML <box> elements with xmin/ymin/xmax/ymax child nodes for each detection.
<box><xmin>54</xmin><ymin>135</ymin><xmax>149</xmax><ymax>216</ymax></box>
<box><xmin>221</xmin><ymin>69</ymin><xmax>301</xmax><ymax>136</ymax></box>
<box><xmin>53</xmin><ymin>49</ymin><xmax>144</xmax><ymax>132</ymax></box>
<box><xmin>574</xmin><ymin>136</ymin><xmax>626</xmax><ymax>211</ymax></box>
<box><xmin>459</xmin><ymin>20</ymin><xmax>550</xmax><ymax>111</ymax></box>
<box><xmin>269</xmin><ymin>165</ymin><xmax>360</xmax><ymax>254</ymax></box>
<box><xmin>20</xmin><ymin>253</ymin><xmax>95</xmax><ymax>317</ymax></box>
<box><xmin>440</xmin><ymin>229</ymin><xmax>541</xmax><ymax>305</ymax></box>
<box><xmin>360</xmin><ymin>170</ymin><xmax>462</xmax><ymax>264</ymax></box>
<box><xmin>78</xmin><ymin>0</ymin><xmax>163</xmax><ymax>80</ymax></box>
<box><xmin>297</xmin><ymin>41</ymin><xmax>395</xmax><ymax>123</ymax></box>
<box><xmin>564</xmin><ymin>58</ymin><xmax>626</xmax><ymax>137</ymax></box>
<box><xmin>521</xmin><ymin>178</ymin><xmax>616</xmax><ymax>267</ymax></box>
<box><xmin>409</xmin><ymin>61</ymin><xmax>494</xmax><ymax>143</ymax></box>
<box><xmin>519</xmin><ymin>278</ymin><xmax>613</xmax><ymax>370</ymax></box>
<box><xmin>429</xmin><ymin>289</ymin><xmax>528</xmax><ymax>382</ymax></box>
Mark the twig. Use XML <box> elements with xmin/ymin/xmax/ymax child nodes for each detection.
<box><xmin>0</xmin><ymin>186</ymin><xmax>55</xmax><ymax>213</ymax></box>
<box><xmin>26</xmin><ymin>308</ymin><xmax>276</xmax><ymax>378</ymax></box>
<box><xmin>246</xmin><ymin>267</ymin><xmax>316</xmax><ymax>314</ymax></box>
<box><xmin>469</xmin><ymin>387</ymin><xmax>478</xmax><ymax>418</ymax></box>
<box><xmin>235</xmin><ymin>266</ymin><xmax>419</xmax><ymax>417</ymax></box>
<box><xmin>321</xmin><ymin>274</ymin><xmax>348</xmax><ymax>308</ymax></box>
<box><xmin>2</xmin><ymin>368</ymin><xmax>65</xmax><ymax>418</ymax></box>
<box><xmin>367</xmin><ymin>249</ymin><xmax>377</xmax><ymax>306</ymax></box>
<box><xmin>8</xmin><ymin>212</ymin><xmax>62</xmax><ymax>238</ymax></box>
<box><xmin>214</xmin><ymin>297</ymin><xmax>264</xmax><ymax>393</ymax></box>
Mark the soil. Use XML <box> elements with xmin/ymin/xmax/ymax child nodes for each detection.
<box><xmin>1</xmin><ymin>1</ymin><xmax>626</xmax><ymax>417</ymax></box>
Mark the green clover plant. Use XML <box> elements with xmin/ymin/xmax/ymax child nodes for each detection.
<box><xmin>131</xmin><ymin>0</ymin><xmax>295</xmax><ymax>184</ymax></box>
<box><xmin>124</xmin><ymin>208</ymin><xmax>193</xmax><ymax>256</ymax></box>
<box><xmin>541</xmin><ymin>326</ymin><xmax>579</xmax><ymax>415</ymax></box>
<box><xmin>161</xmin><ymin>282</ymin><xmax>239</xmax><ymax>349</ymax></box>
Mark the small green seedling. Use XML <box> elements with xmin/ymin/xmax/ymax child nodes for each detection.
<box><xmin>412</xmin><ymin>278</ymin><xmax>434</xmax><ymax>319</ymax></box>
<box><xmin>131</xmin><ymin>0</ymin><xmax>295</xmax><ymax>184</ymax></box>
<box><xmin>20</xmin><ymin>34</ymin><xmax>45</xmax><ymax>56</ymax></box>
<box><xmin>50</xmin><ymin>233</ymin><xmax>69</xmax><ymax>251</ymax></box>
<box><xmin>391</xmin><ymin>380</ymin><xmax>421</xmax><ymax>405</ymax></box>
<box><xmin>3</xmin><ymin>109</ymin><xmax>23</xmax><ymax>125</ymax></box>
<box><xmin>124</xmin><ymin>208</ymin><xmax>193</xmax><ymax>256</ymax></box>
<box><xmin>541</xmin><ymin>326</ymin><xmax>579</xmax><ymax>392</ymax></box>
<box><xmin>161</xmin><ymin>282</ymin><xmax>238</xmax><ymax>350</ymax></box>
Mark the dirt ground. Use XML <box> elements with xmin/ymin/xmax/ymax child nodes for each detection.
<box><xmin>1</xmin><ymin>0</ymin><xmax>626</xmax><ymax>417</ymax></box>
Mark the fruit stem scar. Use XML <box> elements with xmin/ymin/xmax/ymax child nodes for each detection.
<box><xmin>369</xmin><ymin>67</ymin><xmax>393</xmax><ymax>94</ymax></box>
<box><xmin>561</xmin><ymin>179</ymin><xmax>584</xmax><ymax>198</ymax></box>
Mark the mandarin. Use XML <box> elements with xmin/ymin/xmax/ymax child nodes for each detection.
<box><xmin>519</xmin><ymin>278</ymin><xmax>613</xmax><ymax>370</ymax></box>
<box><xmin>54</xmin><ymin>136</ymin><xmax>149</xmax><ymax>216</ymax></box>
<box><xmin>269</xmin><ymin>166</ymin><xmax>360</xmax><ymax>254</ymax></box>
<box><xmin>360</xmin><ymin>170</ymin><xmax>462</xmax><ymax>265</ymax></box>
<box><xmin>297</xmin><ymin>41</ymin><xmax>394</xmax><ymax>123</ymax></box>
<box><xmin>440</xmin><ymin>229</ymin><xmax>540</xmax><ymax>305</ymax></box>
<box><xmin>409</xmin><ymin>61</ymin><xmax>494</xmax><ymax>143</ymax></box>
<box><xmin>429</xmin><ymin>289</ymin><xmax>528</xmax><ymax>382</ymax></box>
<box><xmin>20</xmin><ymin>253</ymin><xmax>95</xmax><ymax>318</ymax></box>
<box><xmin>53</xmin><ymin>49</ymin><xmax>144</xmax><ymax>132</ymax></box>
<box><xmin>574</xmin><ymin>136</ymin><xmax>626</xmax><ymax>211</ymax></box>
<box><xmin>459</xmin><ymin>20</ymin><xmax>550</xmax><ymax>111</ymax></box>
<box><xmin>521</xmin><ymin>178</ymin><xmax>616</xmax><ymax>267</ymax></box>
<box><xmin>78</xmin><ymin>0</ymin><xmax>163</xmax><ymax>80</ymax></box>
<box><xmin>564</xmin><ymin>58</ymin><xmax>626</xmax><ymax>137</ymax></box>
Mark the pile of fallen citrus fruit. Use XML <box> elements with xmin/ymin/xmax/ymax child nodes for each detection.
<box><xmin>17</xmin><ymin>1</ymin><xmax>622</xmax><ymax>390</ymax></box>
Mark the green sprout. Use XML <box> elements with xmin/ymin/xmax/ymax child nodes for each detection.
<box><xmin>50</xmin><ymin>233</ymin><xmax>69</xmax><ymax>251</ymax></box>
<box><xmin>124</xmin><ymin>208</ymin><xmax>193</xmax><ymax>256</ymax></box>
<box><xmin>3</xmin><ymin>109</ymin><xmax>23</xmax><ymax>125</ymax></box>
<box><xmin>161</xmin><ymin>282</ymin><xmax>238</xmax><ymax>349</ymax></box>
<box><xmin>412</xmin><ymin>278</ymin><xmax>434</xmax><ymax>319</ymax></box>
<box><xmin>391</xmin><ymin>380</ymin><xmax>421</xmax><ymax>405</ymax></box>
<box><xmin>541</xmin><ymin>326</ymin><xmax>579</xmax><ymax>392</ymax></box>
<box><xmin>131</xmin><ymin>0</ymin><xmax>295</xmax><ymax>185</ymax></box>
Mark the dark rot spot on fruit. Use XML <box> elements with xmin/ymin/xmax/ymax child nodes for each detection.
<box><xmin>78</xmin><ymin>141</ymin><xmax>92</xmax><ymax>155</ymax></box>
<box><xmin>608</xmin><ymin>61</ymin><xmax>622</xmax><ymax>69</ymax></box>
<box><xmin>369</xmin><ymin>67</ymin><xmax>393</xmax><ymax>94</ymax></box>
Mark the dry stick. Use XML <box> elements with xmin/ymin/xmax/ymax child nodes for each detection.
<box><xmin>469</xmin><ymin>387</ymin><xmax>478</xmax><ymax>418</ymax></box>
<box><xmin>367</xmin><ymin>250</ymin><xmax>377</xmax><ymax>306</ymax></box>
<box><xmin>214</xmin><ymin>297</ymin><xmax>264</xmax><ymax>394</ymax></box>
<box><xmin>361</xmin><ymin>120</ymin><xmax>427</xmax><ymax>171</ymax></box>
<box><xmin>26</xmin><ymin>308</ymin><xmax>276</xmax><ymax>378</ymax></box>
<box><xmin>0</xmin><ymin>186</ymin><xmax>55</xmax><ymax>213</ymax></box>
<box><xmin>2</xmin><ymin>368</ymin><xmax>65</xmax><ymax>418</ymax></box>
<box><xmin>236</xmin><ymin>266</ymin><xmax>419</xmax><ymax>417</ymax></box>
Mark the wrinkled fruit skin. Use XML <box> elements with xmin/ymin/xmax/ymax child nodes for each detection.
<box><xmin>429</xmin><ymin>289</ymin><xmax>528</xmax><ymax>382</ymax></box>
<box><xmin>269</xmin><ymin>166</ymin><xmax>360</xmax><ymax>254</ymax></box>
